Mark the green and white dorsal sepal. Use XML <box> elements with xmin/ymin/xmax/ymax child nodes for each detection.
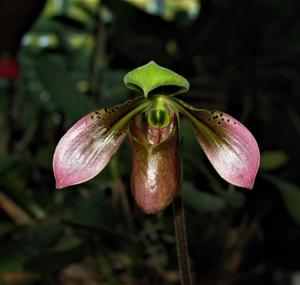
<box><xmin>124</xmin><ymin>61</ymin><xmax>189</xmax><ymax>98</ymax></box>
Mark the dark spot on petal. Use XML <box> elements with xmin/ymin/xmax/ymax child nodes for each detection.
<box><xmin>222</xmin><ymin>118</ymin><xmax>224</xmax><ymax>121</ymax></box>
<box><xmin>213</xmin><ymin>115</ymin><xmax>218</xmax><ymax>120</ymax></box>
<box><xmin>234</xmin><ymin>122</ymin><xmax>236</xmax><ymax>124</ymax></box>
<box><xmin>227</xmin><ymin>119</ymin><xmax>230</xmax><ymax>122</ymax></box>
<box><xmin>218</xmin><ymin>122</ymin><xmax>221</xmax><ymax>124</ymax></box>
<box><xmin>220</xmin><ymin>113</ymin><xmax>223</xmax><ymax>117</ymax></box>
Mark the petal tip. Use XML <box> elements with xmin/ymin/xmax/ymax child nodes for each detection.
<box><xmin>54</xmin><ymin>174</ymin><xmax>67</xmax><ymax>189</ymax></box>
<box><xmin>55</xmin><ymin>180</ymin><xmax>67</xmax><ymax>189</ymax></box>
<box><xmin>229</xmin><ymin>168</ymin><xmax>258</xmax><ymax>190</ymax></box>
<box><xmin>243</xmin><ymin>181</ymin><xmax>255</xmax><ymax>190</ymax></box>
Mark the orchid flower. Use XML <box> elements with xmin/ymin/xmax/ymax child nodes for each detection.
<box><xmin>53</xmin><ymin>61</ymin><xmax>260</xmax><ymax>214</ymax></box>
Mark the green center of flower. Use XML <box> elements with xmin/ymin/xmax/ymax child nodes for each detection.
<box><xmin>147</xmin><ymin>96</ymin><xmax>171</xmax><ymax>128</ymax></box>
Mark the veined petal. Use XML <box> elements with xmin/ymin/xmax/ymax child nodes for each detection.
<box><xmin>53</xmin><ymin>97</ymin><xmax>150</xmax><ymax>189</ymax></box>
<box><xmin>129</xmin><ymin>114</ymin><xmax>180</xmax><ymax>214</ymax></box>
<box><xmin>167</xmin><ymin>98</ymin><xmax>260</xmax><ymax>189</ymax></box>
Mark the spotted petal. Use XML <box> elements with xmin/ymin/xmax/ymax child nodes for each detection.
<box><xmin>53</xmin><ymin>97</ymin><xmax>149</xmax><ymax>189</ymax></box>
<box><xmin>129</xmin><ymin>114</ymin><xmax>180</xmax><ymax>214</ymax></box>
<box><xmin>168</xmin><ymin>98</ymin><xmax>260</xmax><ymax>189</ymax></box>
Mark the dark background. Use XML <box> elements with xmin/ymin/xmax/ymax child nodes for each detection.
<box><xmin>0</xmin><ymin>0</ymin><xmax>300</xmax><ymax>284</ymax></box>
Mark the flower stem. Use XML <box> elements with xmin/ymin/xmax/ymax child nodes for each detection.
<box><xmin>173</xmin><ymin>195</ymin><xmax>193</xmax><ymax>285</ymax></box>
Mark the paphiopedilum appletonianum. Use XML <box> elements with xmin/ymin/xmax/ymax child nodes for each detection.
<box><xmin>53</xmin><ymin>61</ymin><xmax>260</xmax><ymax>214</ymax></box>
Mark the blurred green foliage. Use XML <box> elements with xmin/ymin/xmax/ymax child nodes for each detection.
<box><xmin>0</xmin><ymin>0</ymin><xmax>300</xmax><ymax>284</ymax></box>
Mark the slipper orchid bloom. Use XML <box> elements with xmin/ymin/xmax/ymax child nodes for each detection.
<box><xmin>53</xmin><ymin>61</ymin><xmax>260</xmax><ymax>214</ymax></box>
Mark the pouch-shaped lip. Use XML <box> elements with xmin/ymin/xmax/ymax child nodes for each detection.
<box><xmin>129</xmin><ymin>113</ymin><xmax>181</xmax><ymax>214</ymax></box>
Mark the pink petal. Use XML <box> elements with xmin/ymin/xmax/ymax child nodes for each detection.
<box><xmin>53</xmin><ymin>98</ymin><xmax>149</xmax><ymax>188</ymax></box>
<box><xmin>53</xmin><ymin>113</ymin><xmax>126</xmax><ymax>188</ymax></box>
<box><xmin>191</xmin><ymin>110</ymin><xmax>260</xmax><ymax>189</ymax></box>
<box><xmin>164</xmin><ymin>97</ymin><xmax>260</xmax><ymax>188</ymax></box>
